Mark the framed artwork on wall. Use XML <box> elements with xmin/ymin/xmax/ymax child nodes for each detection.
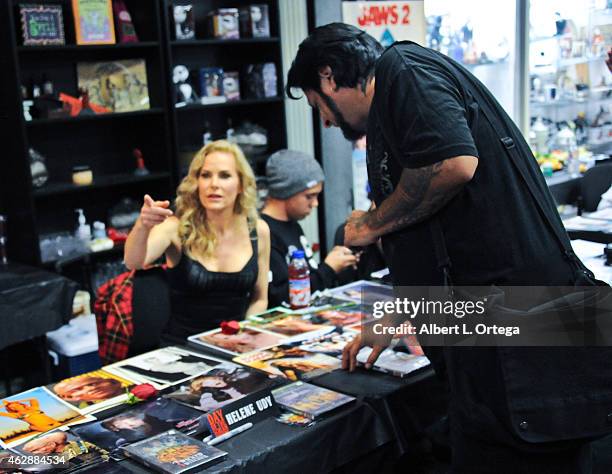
<box><xmin>72</xmin><ymin>0</ymin><xmax>116</xmax><ymax>45</ymax></box>
<box><xmin>19</xmin><ymin>4</ymin><xmax>65</xmax><ymax>45</ymax></box>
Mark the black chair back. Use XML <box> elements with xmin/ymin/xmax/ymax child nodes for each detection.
<box><xmin>579</xmin><ymin>164</ymin><xmax>612</xmax><ymax>213</ymax></box>
<box><xmin>130</xmin><ymin>267</ymin><xmax>170</xmax><ymax>356</ymax></box>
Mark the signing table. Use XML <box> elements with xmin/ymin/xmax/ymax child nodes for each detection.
<box><xmin>118</xmin><ymin>351</ymin><xmax>445</xmax><ymax>474</ymax></box>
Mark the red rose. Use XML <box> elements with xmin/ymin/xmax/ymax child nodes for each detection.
<box><xmin>130</xmin><ymin>383</ymin><xmax>158</xmax><ymax>400</ymax></box>
<box><xmin>220</xmin><ymin>320</ymin><xmax>240</xmax><ymax>335</ymax></box>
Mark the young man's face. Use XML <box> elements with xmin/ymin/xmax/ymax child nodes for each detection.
<box><xmin>285</xmin><ymin>183</ymin><xmax>323</xmax><ymax>221</ymax></box>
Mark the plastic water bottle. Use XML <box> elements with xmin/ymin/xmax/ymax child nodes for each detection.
<box><xmin>288</xmin><ymin>250</ymin><xmax>310</xmax><ymax>309</ymax></box>
<box><xmin>567</xmin><ymin>142</ymin><xmax>580</xmax><ymax>178</ymax></box>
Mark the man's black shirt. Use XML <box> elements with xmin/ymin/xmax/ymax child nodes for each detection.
<box><xmin>367</xmin><ymin>41</ymin><xmax>575</xmax><ymax>287</ymax></box>
<box><xmin>261</xmin><ymin>213</ymin><xmax>337</xmax><ymax>307</ymax></box>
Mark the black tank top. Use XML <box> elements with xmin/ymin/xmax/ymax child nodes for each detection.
<box><xmin>166</xmin><ymin>227</ymin><xmax>258</xmax><ymax>340</ymax></box>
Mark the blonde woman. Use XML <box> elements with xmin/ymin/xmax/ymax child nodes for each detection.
<box><xmin>125</xmin><ymin>140</ymin><xmax>270</xmax><ymax>340</ymax></box>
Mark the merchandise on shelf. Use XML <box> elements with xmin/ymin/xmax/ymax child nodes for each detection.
<box><xmin>239</xmin><ymin>5</ymin><xmax>270</xmax><ymax>38</ymax></box>
<box><xmin>173</xmin><ymin>64</ymin><xmax>198</xmax><ymax>106</ymax></box>
<box><xmin>19</xmin><ymin>4</ymin><xmax>65</xmax><ymax>46</ymax></box>
<box><xmin>173</xmin><ymin>4</ymin><xmax>195</xmax><ymax>40</ymax></box>
<box><xmin>207</xmin><ymin>8</ymin><xmax>240</xmax><ymax>39</ymax></box>
<box><xmin>72</xmin><ymin>0</ymin><xmax>116</xmax><ymax>45</ymax></box>
<box><xmin>199</xmin><ymin>67</ymin><xmax>226</xmax><ymax>104</ymax></box>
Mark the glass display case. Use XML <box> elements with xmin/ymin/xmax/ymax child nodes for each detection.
<box><xmin>528</xmin><ymin>0</ymin><xmax>611</xmax><ymax>171</ymax></box>
<box><xmin>424</xmin><ymin>0</ymin><xmax>519</xmax><ymax>121</ymax></box>
<box><xmin>424</xmin><ymin>0</ymin><xmax>610</xmax><ymax>177</ymax></box>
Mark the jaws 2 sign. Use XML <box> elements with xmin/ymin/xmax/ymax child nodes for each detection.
<box><xmin>342</xmin><ymin>1</ymin><xmax>425</xmax><ymax>46</ymax></box>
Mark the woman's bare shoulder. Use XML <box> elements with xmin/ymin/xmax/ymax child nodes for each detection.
<box><xmin>256</xmin><ymin>218</ymin><xmax>270</xmax><ymax>239</ymax></box>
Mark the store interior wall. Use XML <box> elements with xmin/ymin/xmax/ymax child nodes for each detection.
<box><xmin>313</xmin><ymin>0</ymin><xmax>355</xmax><ymax>252</ymax></box>
<box><xmin>279</xmin><ymin>0</ymin><xmax>321</xmax><ymax>251</ymax></box>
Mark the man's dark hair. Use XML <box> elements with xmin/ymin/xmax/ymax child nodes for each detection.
<box><xmin>286</xmin><ymin>23</ymin><xmax>384</xmax><ymax>99</ymax></box>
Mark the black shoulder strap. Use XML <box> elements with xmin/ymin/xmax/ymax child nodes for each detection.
<box><xmin>431</xmin><ymin>61</ymin><xmax>591</xmax><ymax>279</ymax></box>
<box><xmin>465</xmin><ymin>76</ymin><xmax>589</xmax><ymax>273</ymax></box>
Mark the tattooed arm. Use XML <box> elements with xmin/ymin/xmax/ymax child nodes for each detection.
<box><xmin>345</xmin><ymin>155</ymin><xmax>478</xmax><ymax>246</ymax></box>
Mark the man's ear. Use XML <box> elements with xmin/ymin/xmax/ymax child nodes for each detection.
<box><xmin>318</xmin><ymin>65</ymin><xmax>336</xmax><ymax>91</ymax></box>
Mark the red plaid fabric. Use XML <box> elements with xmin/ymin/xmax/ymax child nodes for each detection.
<box><xmin>94</xmin><ymin>270</ymin><xmax>135</xmax><ymax>364</ymax></box>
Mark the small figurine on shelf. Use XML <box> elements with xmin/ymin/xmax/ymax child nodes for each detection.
<box><xmin>173</xmin><ymin>4</ymin><xmax>195</xmax><ymax>40</ymax></box>
<box><xmin>133</xmin><ymin>148</ymin><xmax>150</xmax><ymax>176</ymax></box>
<box><xmin>223</xmin><ymin>71</ymin><xmax>240</xmax><ymax>101</ymax></box>
<box><xmin>75</xmin><ymin>209</ymin><xmax>92</xmax><ymax>244</ymax></box>
<box><xmin>78</xmin><ymin>88</ymin><xmax>96</xmax><ymax>116</ymax></box>
<box><xmin>173</xmin><ymin>65</ymin><xmax>198</xmax><ymax>106</ymax></box>
<box><xmin>29</xmin><ymin>148</ymin><xmax>49</xmax><ymax>188</ymax></box>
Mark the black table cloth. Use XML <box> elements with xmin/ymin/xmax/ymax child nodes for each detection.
<box><xmin>118</xmin><ymin>400</ymin><xmax>392</xmax><ymax>474</ymax></box>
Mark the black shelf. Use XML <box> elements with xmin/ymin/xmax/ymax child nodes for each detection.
<box><xmin>17</xmin><ymin>41</ymin><xmax>159</xmax><ymax>53</ymax></box>
<box><xmin>171</xmin><ymin>37</ymin><xmax>279</xmax><ymax>46</ymax></box>
<box><xmin>26</xmin><ymin>108</ymin><xmax>165</xmax><ymax>126</ymax></box>
<box><xmin>33</xmin><ymin>172</ymin><xmax>171</xmax><ymax>198</ymax></box>
<box><xmin>176</xmin><ymin>97</ymin><xmax>283</xmax><ymax>111</ymax></box>
<box><xmin>1</xmin><ymin>0</ymin><xmax>287</xmax><ymax>267</ymax></box>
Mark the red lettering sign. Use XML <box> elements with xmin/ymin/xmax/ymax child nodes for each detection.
<box><xmin>357</xmin><ymin>4</ymin><xmax>402</xmax><ymax>27</ymax></box>
<box><xmin>207</xmin><ymin>409</ymin><xmax>229</xmax><ymax>436</ymax></box>
<box><xmin>402</xmin><ymin>4</ymin><xmax>411</xmax><ymax>25</ymax></box>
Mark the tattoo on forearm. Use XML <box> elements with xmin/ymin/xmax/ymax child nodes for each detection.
<box><xmin>365</xmin><ymin>161</ymin><xmax>462</xmax><ymax>235</ymax></box>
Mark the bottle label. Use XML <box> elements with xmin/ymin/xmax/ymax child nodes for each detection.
<box><xmin>289</xmin><ymin>278</ymin><xmax>310</xmax><ymax>308</ymax></box>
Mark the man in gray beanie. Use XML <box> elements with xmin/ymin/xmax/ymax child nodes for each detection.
<box><xmin>261</xmin><ymin>149</ymin><xmax>357</xmax><ymax>307</ymax></box>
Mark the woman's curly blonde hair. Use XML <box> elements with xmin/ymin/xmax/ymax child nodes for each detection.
<box><xmin>175</xmin><ymin>140</ymin><xmax>258</xmax><ymax>259</ymax></box>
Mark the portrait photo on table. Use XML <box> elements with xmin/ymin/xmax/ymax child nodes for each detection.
<box><xmin>48</xmin><ymin>369</ymin><xmax>134</xmax><ymax>414</ymax></box>
<box><xmin>296</xmin><ymin>328</ymin><xmax>359</xmax><ymax>358</ymax></box>
<box><xmin>103</xmin><ymin>346</ymin><xmax>226</xmax><ymax>389</ymax></box>
<box><xmin>302</xmin><ymin>306</ymin><xmax>370</xmax><ymax>327</ymax></box>
<box><xmin>188</xmin><ymin>325</ymin><xmax>288</xmax><ymax>356</ymax></box>
<box><xmin>234</xmin><ymin>345</ymin><xmax>341</xmax><ymax>381</ymax></box>
<box><xmin>71</xmin><ymin>398</ymin><xmax>202</xmax><ymax>458</ymax></box>
<box><xmin>11</xmin><ymin>428</ymin><xmax>109</xmax><ymax>471</ymax></box>
<box><xmin>0</xmin><ymin>387</ymin><xmax>93</xmax><ymax>448</ymax></box>
<box><xmin>166</xmin><ymin>363</ymin><xmax>276</xmax><ymax>412</ymax></box>
<box><xmin>328</xmin><ymin>280</ymin><xmax>395</xmax><ymax>306</ymax></box>
<box><xmin>247</xmin><ymin>316</ymin><xmax>332</xmax><ymax>337</ymax></box>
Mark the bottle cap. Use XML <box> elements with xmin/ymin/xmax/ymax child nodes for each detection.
<box><xmin>291</xmin><ymin>250</ymin><xmax>305</xmax><ymax>259</ymax></box>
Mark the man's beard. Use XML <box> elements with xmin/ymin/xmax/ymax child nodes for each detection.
<box><xmin>319</xmin><ymin>92</ymin><xmax>366</xmax><ymax>141</ymax></box>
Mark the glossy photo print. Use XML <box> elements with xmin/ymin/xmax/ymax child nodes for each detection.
<box><xmin>188</xmin><ymin>326</ymin><xmax>287</xmax><ymax>356</ymax></box>
<box><xmin>72</xmin><ymin>398</ymin><xmax>202</xmax><ymax>457</ymax></box>
<box><xmin>0</xmin><ymin>387</ymin><xmax>92</xmax><ymax>448</ymax></box>
<box><xmin>104</xmin><ymin>347</ymin><xmax>226</xmax><ymax>389</ymax></box>
<box><xmin>48</xmin><ymin>369</ymin><xmax>134</xmax><ymax>414</ymax></box>
<box><xmin>166</xmin><ymin>364</ymin><xmax>274</xmax><ymax>412</ymax></box>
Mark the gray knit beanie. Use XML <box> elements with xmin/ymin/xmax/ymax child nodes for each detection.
<box><xmin>266</xmin><ymin>149</ymin><xmax>325</xmax><ymax>199</ymax></box>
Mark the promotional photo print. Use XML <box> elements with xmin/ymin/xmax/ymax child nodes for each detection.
<box><xmin>166</xmin><ymin>364</ymin><xmax>275</xmax><ymax>412</ymax></box>
<box><xmin>104</xmin><ymin>347</ymin><xmax>226</xmax><ymax>389</ymax></box>
<box><xmin>0</xmin><ymin>387</ymin><xmax>92</xmax><ymax>448</ymax></box>
<box><xmin>48</xmin><ymin>369</ymin><xmax>134</xmax><ymax>414</ymax></box>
